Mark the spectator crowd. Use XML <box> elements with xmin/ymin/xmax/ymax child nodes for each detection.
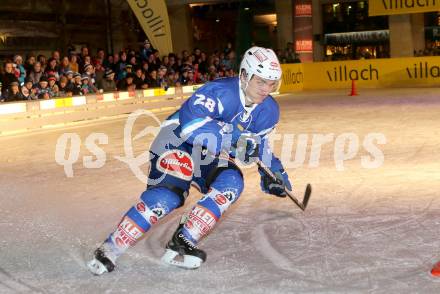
<box><xmin>0</xmin><ymin>40</ymin><xmax>245</xmax><ymax>103</ymax></box>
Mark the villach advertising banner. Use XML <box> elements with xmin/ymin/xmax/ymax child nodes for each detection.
<box><xmin>280</xmin><ymin>56</ymin><xmax>440</xmax><ymax>92</ymax></box>
<box><xmin>369</xmin><ymin>0</ymin><xmax>440</xmax><ymax>16</ymax></box>
<box><xmin>127</xmin><ymin>0</ymin><xmax>173</xmax><ymax>55</ymax></box>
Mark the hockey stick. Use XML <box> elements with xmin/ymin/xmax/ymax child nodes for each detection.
<box><xmin>257</xmin><ymin>160</ymin><xmax>312</xmax><ymax>211</ymax></box>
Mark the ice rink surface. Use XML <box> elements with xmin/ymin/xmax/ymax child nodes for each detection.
<box><xmin>1</xmin><ymin>88</ymin><xmax>440</xmax><ymax>293</ymax></box>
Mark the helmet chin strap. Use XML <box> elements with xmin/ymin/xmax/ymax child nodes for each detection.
<box><xmin>240</xmin><ymin>73</ymin><xmax>255</xmax><ymax>106</ymax></box>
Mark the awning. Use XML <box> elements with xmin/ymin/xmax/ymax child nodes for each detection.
<box><xmin>324</xmin><ymin>30</ymin><xmax>389</xmax><ymax>46</ymax></box>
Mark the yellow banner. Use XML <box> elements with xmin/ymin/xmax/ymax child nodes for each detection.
<box><xmin>369</xmin><ymin>0</ymin><xmax>440</xmax><ymax>16</ymax></box>
<box><xmin>280</xmin><ymin>57</ymin><xmax>440</xmax><ymax>91</ymax></box>
<box><xmin>126</xmin><ymin>0</ymin><xmax>173</xmax><ymax>56</ymax></box>
<box><xmin>280</xmin><ymin>64</ymin><xmax>304</xmax><ymax>92</ymax></box>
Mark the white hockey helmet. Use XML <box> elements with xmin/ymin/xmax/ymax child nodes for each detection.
<box><xmin>240</xmin><ymin>46</ymin><xmax>282</xmax><ymax>82</ymax></box>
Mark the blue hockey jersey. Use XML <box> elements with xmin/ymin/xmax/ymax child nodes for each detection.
<box><xmin>167</xmin><ymin>76</ymin><xmax>283</xmax><ymax>170</ymax></box>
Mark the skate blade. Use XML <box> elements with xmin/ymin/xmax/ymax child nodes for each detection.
<box><xmin>161</xmin><ymin>249</ymin><xmax>203</xmax><ymax>269</ymax></box>
<box><xmin>87</xmin><ymin>258</ymin><xmax>109</xmax><ymax>276</ymax></box>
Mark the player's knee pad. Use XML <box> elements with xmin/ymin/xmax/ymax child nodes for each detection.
<box><xmin>197</xmin><ymin>169</ymin><xmax>244</xmax><ymax>219</ymax></box>
<box><xmin>125</xmin><ymin>187</ymin><xmax>182</xmax><ymax>232</ymax></box>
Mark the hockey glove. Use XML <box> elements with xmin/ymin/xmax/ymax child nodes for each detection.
<box><xmin>259</xmin><ymin>167</ymin><xmax>292</xmax><ymax>197</ymax></box>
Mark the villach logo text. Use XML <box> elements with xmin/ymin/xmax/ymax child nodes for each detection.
<box><xmin>406</xmin><ymin>62</ymin><xmax>440</xmax><ymax>79</ymax></box>
<box><xmin>381</xmin><ymin>0</ymin><xmax>438</xmax><ymax>10</ymax></box>
<box><xmin>326</xmin><ymin>65</ymin><xmax>379</xmax><ymax>82</ymax></box>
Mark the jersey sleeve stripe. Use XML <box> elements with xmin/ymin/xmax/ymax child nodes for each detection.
<box><xmin>255</xmin><ymin>127</ymin><xmax>274</xmax><ymax>136</ymax></box>
<box><xmin>180</xmin><ymin>117</ymin><xmax>213</xmax><ymax>137</ymax></box>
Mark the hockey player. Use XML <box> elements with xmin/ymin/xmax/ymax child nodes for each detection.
<box><xmin>88</xmin><ymin>46</ymin><xmax>293</xmax><ymax>274</ymax></box>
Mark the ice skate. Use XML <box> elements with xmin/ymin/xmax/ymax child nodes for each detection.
<box><xmin>161</xmin><ymin>225</ymin><xmax>207</xmax><ymax>269</ymax></box>
<box><xmin>87</xmin><ymin>246</ymin><xmax>116</xmax><ymax>275</ymax></box>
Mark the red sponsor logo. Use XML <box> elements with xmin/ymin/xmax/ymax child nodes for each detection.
<box><xmin>157</xmin><ymin>150</ymin><xmax>193</xmax><ymax>180</ymax></box>
<box><xmin>185</xmin><ymin>220</ymin><xmax>194</xmax><ymax>230</ymax></box>
<box><xmin>114</xmin><ymin>217</ymin><xmax>144</xmax><ymax>249</ymax></box>
<box><xmin>295</xmin><ymin>40</ymin><xmax>313</xmax><ymax>52</ymax></box>
<box><xmin>270</xmin><ymin>62</ymin><xmax>279</xmax><ymax>68</ymax></box>
<box><xmin>295</xmin><ymin>4</ymin><xmax>312</xmax><ymax>16</ymax></box>
<box><xmin>214</xmin><ymin>194</ymin><xmax>228</xmax><ymax>205</ymax></box>
<box><xmin>253</xmin><ymin>49</ymin><xmax>268</xmax><ymax>63</ymax></box>
<box><xmin>187</xmin><ymin>206</ymin><xmax>217</xmax><ymax>238</ymax></box>
<box><xmin>149</xmin><ymin>215</ymin><xmax>158</xmax><ymax>224</ymax></box>
<box><xmin>136</xmin><ymin>202</ymin><xmax>146</xmax><ymax>212</ymax></box>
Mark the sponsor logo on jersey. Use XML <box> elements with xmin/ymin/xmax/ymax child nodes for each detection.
<box><xmin>152</xmin><ymin>207</ymin><xmax>165</xmax><ymax>218</ymax></box>
<box><xmin>212</xmin><ymin>189</ymin><xmax>237</xmax><ymax>215</ymax></box>
<box><xmin>214</xmin><ymin>194</ymin><xmax>228</xmax><ymax>205</ymax></box>
<box><xmin>185</xmin><ymin>219</ymin><xmax>194</xmax><ymax>230</ymax></box>
<box><xmin>136</xmin><ymin>202</ymin><xmax>146</xmax><ymax>212</ymax></box>
<box><xmin>149</xmin><ymin>215</ymin><xmax>158</xmax><ymax>224</ymax></box>
<box><xmin>223</xmin><ymin>190</ymin><xmax>236</xmax><ymax>202</ymax></box>
<box><xmin>186</xmin><ymin>205</ymin><xmax>218</xmax><ymax>240</ymax></box>
<box><xmin>239</xmin><ymin>111</ymin><xmax>252</xmax><ymax>124</ymax></box>
<box><xmin>156</xmin><ymin>150</ymin><xmax>194</xmax><ymax>180</ymax></box>
<box><xmin>135</xmin><ymin>203</ymin><xmax>166</xmax><ymax>225</ymax></box>
<box><xmin>114</xmin><ymin>216</ymin><xmax>144</xmax><ymax>249</ymax></box>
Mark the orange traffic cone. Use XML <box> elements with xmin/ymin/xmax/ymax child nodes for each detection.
<box><xmin>349</xmin><ymin>79</ymin><xmax>358</xmax><ymax>96</ymax></box>
<box><xmin>431</xmin><ymin>261</ymin><xmax>440</xmax><ymax>277</ymax></box>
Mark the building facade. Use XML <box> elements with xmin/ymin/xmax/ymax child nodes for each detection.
<box><xmin>0</xmin><ymin>0</ymin><xmax>438</xmax><ymax>61</ymax></box>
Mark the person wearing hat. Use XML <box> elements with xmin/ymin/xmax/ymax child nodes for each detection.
<box><xmin>179</xmin><ymin>65</ymin><xmax>192</xmax><ymax>86</ymax></box>
<box><xmin>157</xmin><ymin>65</ymin><xmax>168</xmax><ymax>89</ymax></box>
<box><xmin>82</xmin><ymin>63</ymin><xmax>99</xmax><ymax>93</ymax></box>
<box><xmin>72</xmin><ymin>73</ymin><xmax>83</xmax><ymax>96</ymax></box>
<box><xmin>80</xmin><ymin>74</ymin><xmax>94</xmax><ymax>94</ymax></box>
<box><xmin>21</xmin><ymin>77</ymin><xmax>36</xmax><ymax>100</ymax></box>
<box><xmin>98</xmin><ymin>69</ymin><xmax>117</xmax><ymax>93</ymax></box>
<box><xmin>117</xmin><ymin>72</ymin><xmax>136</xmax><ymax>91</ymax></box>
<box><xmin>83</xmin><ymin>63</ymin><xmax>94</xmax><ymax>75</ymax></box>
<box><xmin>34</xmin><ymin>76</ymin><xmax>52</xmax><ymax>99</ymax></box>
<box><xmin>5</xmin><ymin>81</ymin><xmax>24</xmax><ymax>102</ymax></box>
<box><xmin>48</xmin><ymin>75</ymin><xmax>59</xmax><ymax>97</ymax></box>
<box><xmin>140</xmin><ymin>39</ymin><xmax>153</xmax><ymax>62</ymax></box>
<box><xmin>166</xmin><ymin>68</ymin><xmax>179</xmax><ymax>87</ymax></box>
<box><xmin>13</xmin><ymin>55</ymin><xmax>26</xmax><ymax>85</ymax></box>
<box><xmin>124</xmin><ymin>63</ymin><xmax>133</xmax><ymax>75</ymax></box>
<box><xmin>64</xmin><ymin>70</ymin><xmax>74</xmax><ymax>83</ymax></box>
